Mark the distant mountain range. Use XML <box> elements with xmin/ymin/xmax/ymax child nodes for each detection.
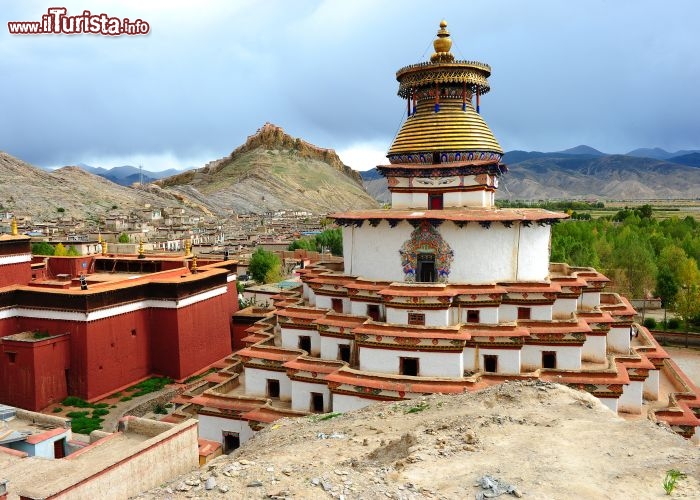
<box><xmin>361</xmin><ymin>145</ymin><xmax>700</xmax><ymax>202</ymax></box>
<box><xmin>75</xmin><ymin>164</ymin><xmax>186</xmax><ymax>187</ymax></box>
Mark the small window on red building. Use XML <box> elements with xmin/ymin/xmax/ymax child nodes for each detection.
<box><xmin>6</xmin><ymin>352</ymin><xmax>17</xmax><ymax>364</ymax></box>
<box><xmin>517</xmin><ymin>307</ymin><xmax>531</xmax><ymax>320</ymax></box>
<box><xmin>407</xmin><ymin>312</ymin><xmax>425</xmax><ymax>326</ymax></box>
<box><xmin>131</xmin><ymin>329</ymin><xmax>137</xmax><ymax>337</ymax></box>
<box><xmin>331</xmin><ymin>298</ymin><xmax>343</xmax><ymax>313</ymax></box>
<box><xmin>466</xmin><ymin>310</ymin><xmax>480</xmax><ymax>323</ymax></box>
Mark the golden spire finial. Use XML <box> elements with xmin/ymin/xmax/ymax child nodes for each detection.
<box><xmin>102</xmin><ymin>241</ymin><xmax>108</xmax><ymax>256</ymax></box>
<box><xmin>185</xmin><ymin>239</ymin><xmax>192</xmax><ymax>257</ymax></box>
<box><xmin>431</xmin><ymin>19</ymin><xmax>454</xmax><ymax>63</ymax></box>
<box><xmin>138</xmin><ymin>239</ymin><xmax>145</xmax><ymax>259</ymax></box>
<box><xmin>10</xmin><ymin>218</ymin><xmax>18</xmax><ymax>236</ymax></box>
<box><xmin>191</xmin><ymin>255</ymin><xmax>198</xmax><ymax>273</ymax></box>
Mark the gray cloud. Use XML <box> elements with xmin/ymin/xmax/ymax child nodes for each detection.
<box><xmin>1</xmin><ymin>0</ymin><xmax>699</xmax><ymax>170</ymax></box>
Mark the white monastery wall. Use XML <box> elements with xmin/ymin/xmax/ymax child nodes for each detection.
<box><xmin>198</xmin><ymin>414</ymin><xmax>255</xmax><ymax>446</ymax></box>
<box><xmin>315</xmin><ymin>294</ymin><xmax>350</xmax><ymax>313</ymax></box>
<box><xmin>521</xmin><ymin>345</ymin><xmax>581</xmax><ymax>371</ymax></box>
<box><xmin>643</xmin><ymin>369</ymin><xmax>660</xmax><ymax>400</ymax></box>
<box><xmin>599</xmin><ymin>397</ymin><xmax>618</xmax><ymax>413</ymax></box>
<box><xmin>244</xmin><ymin>367</ymin><xmax>292</xmax><ymax>401</ymax></box>
<box><xmin>580</xmin><ymin>291</ymin><xmax>601</xmax><ymax>310</ymax></box>
<box><xmin>618</xmin><ymin>380</ymin><xmax>643</xmax><ymax>414</ymax></box>
<box><xmin>608</xmin><ymin>326</ymin><xmax>631</xmax><ymax>353</ymax></box>
<box><xmin>358</xmin><ymin>348</ymin><xmax>463</xmax><ymax>377</ymax></box>
<box><xmin>581</xmin><ymin>335</ymin><xmax>607</xmax><ymax>363</ymax></box>
<box><xmin>291</xmin><ymin>380</ymin><xmax>332</xmax><ymax>412</ymax></box>
<box><xmin>320</xmin><ymin>336</ymin><xmax>352</xmax><ymax>361</ymax></box>
<box><xmin>477</xmin><ymin>347</ymin><xmax>520</xmax><ymax>374</ymax></box>
<box><xmin>553</xmin><ymin>298</ymin><xmax>577</xmax><ymax>319</ymax></box>
<box><xmin>499</xmin><ymin>304</ymin><xmax>552</xmax><ymax>322</ymax></box>
<box><xmin>280</xmin><ymin>327</ymin><xmax>320</xmax><ymax>356</ymax></box>
<box><xmin>391</xmin><ymin>192</ymin><xmax>429</xmax><ymax>209</ymax></box>
<box><xmin>385</xmin><ymin>307</ymin><xmax>450</xmax><ymax>327</ymax></box>
<box><xmin>343</xmin><ymin>221</ymin><xmax>551</xmax><ymax>284</ymax></box>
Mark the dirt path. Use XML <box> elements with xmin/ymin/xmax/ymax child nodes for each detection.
<box><xmin>135</xmin><ymin>381</ymin><xmax>700</xmax><ymax>500</ymax></box>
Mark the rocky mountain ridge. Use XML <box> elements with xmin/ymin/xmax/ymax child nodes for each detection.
<box><xmin>156</xmin><ymin>123</ymin><xmax>377</xmax><ymax>214</ymax></box>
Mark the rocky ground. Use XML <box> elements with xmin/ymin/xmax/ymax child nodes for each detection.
<box><xmin>134</xmin><ymin>381</ymin><xmax>699</xmax><ymax>500</ymax></box>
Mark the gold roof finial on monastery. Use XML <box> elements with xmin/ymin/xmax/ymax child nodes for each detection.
<box><xmin>11</xmin><ymin>218</ymin><xmax>18</xmax><ymax>236</ymax></box>
<box><xmin>185</xmin><ymin>239</ymin><xmax>192</xmax><ymax>257</ymax></box>
<box><xmin>138</xmin><ymin>239</ymin><xmax>145</xmax><ymax>259</ymax></box>
<box><xmin>431</xmin><ymin>20</ymin><xmax>454</xmax><ymax>63</ymax></box>
<box><xmin>102</xmin><ymin>241</ymin><xmax>108</xmax><ymax>255</ymax></box>
<box><xmin>191</xmin><ymin>255</ymin><xmax>198</xmax><ymax>274</ymax></box>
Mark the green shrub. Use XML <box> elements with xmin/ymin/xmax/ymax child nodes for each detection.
<box><xmin>128</xmin><ymin>377</ymin><xmax>173</xmax><ymax>397</ymax></box>
<box><xmin>643</xmin><ymin>318</ymin><xmax>657</xmax><ymax>329</ymax></box>
<box><xmin>119</xmin><ymin>396</ymin><xmax>133</xmax><ymax>402</ymax></box>
<box><xmin>66</xmin><ymin>411</ymin><xmax>89</xmax><ymax>418</ymax></box>
<box><xmin>92</xmin><ymin>408</ymin><xmax>109</xmax><ymax>417</ymax></box>
<box><xmin>93</xmin><ymin>402</ymin><xmax>109</xmax><ymax>408</ymax></box>
<box><xmin>153</xmin><ymin>403</ymin><xmax>168</xmax><ymax>414</ymax></box>
<box><xmin>668</xmin><ymin>318</ymin><xmax>680</xmax><ymax>329</ymax></box>
<box><xmin>61</xmin><ymin>396</ymin><xmax>92</xmax><ymax>408</ymax></box>
<box><xmin>70</xmin><ymin>415</ymin><xmax>104</xmax><ymax>434</ymax></box>
<box><xmin>52</xmin><ymin>407</ymin><xmax>63</xmax><ymax>413</ymax></box>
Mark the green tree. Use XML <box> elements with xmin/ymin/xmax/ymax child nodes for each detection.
<box><xmin>288</xmin><ymin>237</ymin><xmax>317</xmax><ymax>252</ymax></box>
<box><xmin>655</xmin><ymin>268</ymin><xmax>678</xmax><ymax>327</ymax></box>
<box><xmin>67</xmin><ymin>245</ymin><xmax>81</xmax><ymax>256</ymax></box>
<box><xmin>612</xmin><ymin>229</ymin><xmax>656</xmax><ymax>298</ymax></box>
<box><xmin>316</xmin><ymin>228</ymin><xmax>343</xmax><ymax>256</ymax></box>
<box><xmin>118</xmin><ymin>233</ymin><xmax>130</xmax><ymax>243</ymax></box>
<box><xmin>674</xmin><ymin>258</ymin><xmax>700</xmax><ymax>335</ymax></box>
<box><xmin>31</xmin><ymin>241</ymin><xmax>55</xmax><ymax>256</ymax></box>
<box><xmin>248</xmin><ymin>248</ymin><xmax>282</xmax><ymax>284</ymax></box>
<box><xmin>53</xmin><ymin>242</ymin><xmax>68</xmax><ymax>256</ymax></box>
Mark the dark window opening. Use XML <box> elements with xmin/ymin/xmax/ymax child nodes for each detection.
<box><xmin>6</xmin><ymin>352</ymin><xmax>16</xmax><ymax>363</ymax></box>
<box><xmin>338</xmin><ymin>344</ymin><xmax>351</xmax><ymax>363</ymax></box>
<box><xmin>223</xmin><ymin>432</ymin><xmax>240</xmax><ymax>453</ymax></box>
<box><xmin>484</xmin><ymin>355</ymin><xmax>498</xmax><ymax>373</ymax></box>
<box><xmin>267</xmin><ymin>379</ymin><xmax>280</xmax><ymax>399</ymax></box>
<box><xmin>432</xmin><ymin>152</ymin><xmax>441</xmax><ymax>164</ymax></box>
<box><xmin>331</xmin><ymin>298</ymin><xmax>343</xmax><ymax>313</ymax></box>
<box><xmin>131</xmin><ymin>329</ymin><xmax>137</xmax><ymax>337</ymax></box>
<box><xmin>542</xmin><ymin>351</ymin><xmax>557</xmax><ymax>369</ymax></box>
<box><xmin>517</xmin><ymin>307</ymin><xmax>531</xmax><ymax>320</ymax></box>
<box><xmin>466</xmin><ymin>310</ymin><xmax>480</xmax><ymax>323</ymax></box>
<box><xmin>400</xmin><ymin>357</ymin><xmax>420</xmax><ymax>376</ymax></box>
<box><xmin>310</xmin><ymin>392</ymin><xmax>324</xmax><ymax>412</ymax></box>
<box><xmin>53</xmin><ymin>438</ymin><xmax>65</xmax><ymax>459</ymax></box>
<box><xmin>417</xmin><ymin>253</ymin><xmax>436</xmax><ymax>283</ymax></box>
<box><xmin>367</xmin><ymin>304</ymin><xmax>381</xmax><ymax>321</ymax></box>
<box><xmin>298</xmin><ymin>335</ymin><xmax>311</xmax><ymax>353</ymax></box>
<box><xmin>407</xmin><ymin>312</ymin><xmax>425</xmax><ymax>326</ymax></box>
<box><xmin>429</xmin><ymin>193</ymin><xmax>444</xmax><ymax>210</ymax></box>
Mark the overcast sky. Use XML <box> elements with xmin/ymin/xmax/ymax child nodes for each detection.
<box><xmin>2</xmin><ymin>0</ymin><xmax>699</xmax><ymax>171</ymax></box>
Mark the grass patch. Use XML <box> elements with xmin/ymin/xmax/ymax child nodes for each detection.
<box><xmin>119</xmin><ymin>396</ymin><xmax>133</xmax><ymax>402</ymax></box>
<box><xmin>404</xmin><ymin>401</ymin><xmax>430</xmax><ymax>414</ymax></box>
<box><xmin>70</xmin><ymin>415</ymin><xmax>104</xmax><ymax>435</ymax></box>
<box><xmin>93</xmin><ymin>402</ymin><xmax>109</xmax><ymax>409</ymax></box>
<box><xmin>663</xmin><ymin>469</ymin><xmax>686</xmax><ymax>495</ymax></box>
<box><xmin>52</xmin><ymin>407</ymin><xmax>63</xmax><ymax>413</ymax></box>
<box><xmin>65</xmin><ymin>411</ymin><xmax>90</xmax><ymax>419</ymax></box>
<box><xmin>127</xmin><ymin>377</ymin><xmax>173</xmax><ymax>397</ymax></box>
<box><xmin>111</xmin><ymin>392</ymin><xmax>122</xmax><ymax>398</ymax></box>
<box><xmin>92</xmin><ymin>408</ymin><xmax>109</xmax><ymax>417</ymax></box>
<box><xmin>153</xmin><ymin>403</ymin><xmax>168</xmax><ymax>414</ymax></box>
<box><xmin>61</xmin><ymin>396</ymin><xmax>93</xmax><ymax>408</ymax></box>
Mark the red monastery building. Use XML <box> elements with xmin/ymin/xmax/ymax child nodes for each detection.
<box><xmin>0</xmin><ymin>225</ymin><xmax>238</xmax><ymax>411</ymax></box>
<box><xmin>172</xmin><ymin>21</ymin><xmax>700</xmax><ymax>449</ymax></box>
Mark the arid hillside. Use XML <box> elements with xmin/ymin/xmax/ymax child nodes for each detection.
<box><xmin>158</xmin><ymin>123</ymin><xmax>379</xmax><ymax>214</ymax></box>
<box><xmin>0</xmin><ymin>152</ymin><xmax>198</xmax><ymax>220</ymax></box>
<box><xmin>137</xmin><ymin>381</ymin><xmax>700</xmax><ymax>500</ymax></box>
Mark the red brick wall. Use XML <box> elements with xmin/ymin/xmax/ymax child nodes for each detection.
<box><xmin>0</xmin><ymin>261</ymin><xmax>31</xmax><ymax>288</ymax></box>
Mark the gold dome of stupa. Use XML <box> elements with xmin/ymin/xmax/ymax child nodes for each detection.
<box><xmin>388</xmin><ymin>21</ymin><xmax>503</xmax><ymax>163</ymax></box>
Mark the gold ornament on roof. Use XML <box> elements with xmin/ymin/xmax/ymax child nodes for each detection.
<box><xmin>11</xmin><ymin>218</ymin><xmax>18</xmax><ymax>236</ymax></box>
<box><xmin>102</xmin><ymin>241</ymin><xmax>108</xmax><ymax>255</ymax></box>
<box><xmin>185</xmin><ymin>239</ymin><xmax>192</xmax><ymax>256</ymax></box>
<box><xmin>431</xmin><ymin>20</ymin><xmax>454</xmax><ymax>63</ymax></box>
